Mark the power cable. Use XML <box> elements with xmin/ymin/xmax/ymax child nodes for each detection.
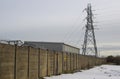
<box><xmin>61</xmin><ymin>17</ymin><xmax>85</xmax><ymax>43</ymax></box>
<box><xmin>60</xmin><ymin>15</ymin><xmax>83</xmax><ymax>42</ymax></box>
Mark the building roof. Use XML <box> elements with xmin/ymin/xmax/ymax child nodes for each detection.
<box><xmin>24</xmin><ymin>41</ymin><xmax>80</xmax><ymax>50</ymax></box>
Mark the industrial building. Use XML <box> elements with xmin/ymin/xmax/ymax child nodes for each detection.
<box><xmin>24</xmin><ymin>41</ymin><xmax>80</xmax><ymax>54</ymax></box>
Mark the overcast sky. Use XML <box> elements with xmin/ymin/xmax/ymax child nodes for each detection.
<box><xmin>0</xmin><ymin>0</ymin><xmax>120</xmax><ymax>56</ymax></box>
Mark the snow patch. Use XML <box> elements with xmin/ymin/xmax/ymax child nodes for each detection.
<box><xmin>44</xmin><ymin>65</ymin><xmax>120</xmax><ymax>79</ymax></box>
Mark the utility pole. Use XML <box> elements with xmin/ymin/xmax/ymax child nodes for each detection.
<box><xmin>82</xmin><ymin>3</ymin><xmax>98</xmax><ymax>57</ymax></box>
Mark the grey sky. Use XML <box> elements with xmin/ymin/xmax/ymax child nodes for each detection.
<box><xmin>0</xmin><ymin>0</ymin><xmax>120</xmax><ymax>56</ymax></box>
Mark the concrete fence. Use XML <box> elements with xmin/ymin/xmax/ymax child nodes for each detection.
<box><xmin>0</xmin><ymin>43</ymin><xmax>106</xmax><ymax>79</ymax></box>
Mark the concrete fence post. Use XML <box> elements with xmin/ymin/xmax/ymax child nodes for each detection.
<box><xmin>14</xmin><ymin>44</ymin><xmax>17</xmax><ymax>79</ymax></box>
<box><xmin>62</xmin><ymin>52</ymin><xmax>64</xmax><ymax>73</ymax></box>
<box><xmin>27</xmin><ymin>46</ymin><xmax>30</xmax><ymax>79</ymax></box>
<box><xmin>46</xmin><ymin>49</ymin><xmax>48</xmax><ymax>76</ymax></box>
<box><xmin>38</xmin><ymin>48</ymin><xmax>40</xmax><ymax>78</ymax></box>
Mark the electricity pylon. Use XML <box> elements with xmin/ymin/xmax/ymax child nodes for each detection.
<box><xmin>82</xmin><ymin>3</ymin><xmax>98</xmax><ymax>57</ymax></box>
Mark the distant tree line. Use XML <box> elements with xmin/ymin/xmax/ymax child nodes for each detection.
<box><xmin>106</xmin><ymin>56</ymin><xmax>120</xmax><ymax>65</ymax></box>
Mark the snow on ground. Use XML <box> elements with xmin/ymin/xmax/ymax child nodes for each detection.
<box><xmin>44</xmin><ymin>65</ymin><xmax>120</xmax><ymax>79</ymax></box>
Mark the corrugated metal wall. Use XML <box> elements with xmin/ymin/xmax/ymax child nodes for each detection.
<box><xmin>63</xmin><ymin>44</ymin><xmax>79</xmax><ymax>54</ymax></box>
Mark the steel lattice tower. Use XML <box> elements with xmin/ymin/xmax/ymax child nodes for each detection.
<box><xmin>82</xmin><ymin>3</ymin><xmax>98</xmax><ymax>57</ymax></box>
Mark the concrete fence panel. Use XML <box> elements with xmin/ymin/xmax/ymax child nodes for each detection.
<box><xmin>66</xmin><ymin>53</ymin><xmax>71</xmax><ymax>72</ymax></box>
<box><xmin>0</xmin><ymin>44</ymin><xmax>15</xmax><ymax>79</ymax></box>
<box><xmin>47</xmin><ymin>50</ymin><xmax>54</xmax><ymax>76</ymax></box>
<box><xmin>39</xmin><ymin>49</ymin><xmax>47</xmax><ymax>77</ymax></box>
<box><xmin>16</xmin><ymin>46</ymin><xmax>28</xmax><ymax>79</ymax></box>
<box><xmin>52</xmin><ymin>51</ymin><xmax>58</xmax><ymax>75</ymax></box>
<box><xmin>57</xmin><ymin>52</ymin><xmax>63</xmax><ymax>74</ymax></box>
<box><xmin>70</xmin><ymin>53</ymin><xmax>74</xmax><ymax>71</ymax></box>
<box><xmin>29</xmin><ymin>47</ymin><xmax>38</xmax><ymax>79</ymax></box>
<box><xmin>63</xmin><ymin>52</ymin><xmax>67</xmax><ymax>72</ymax></box>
